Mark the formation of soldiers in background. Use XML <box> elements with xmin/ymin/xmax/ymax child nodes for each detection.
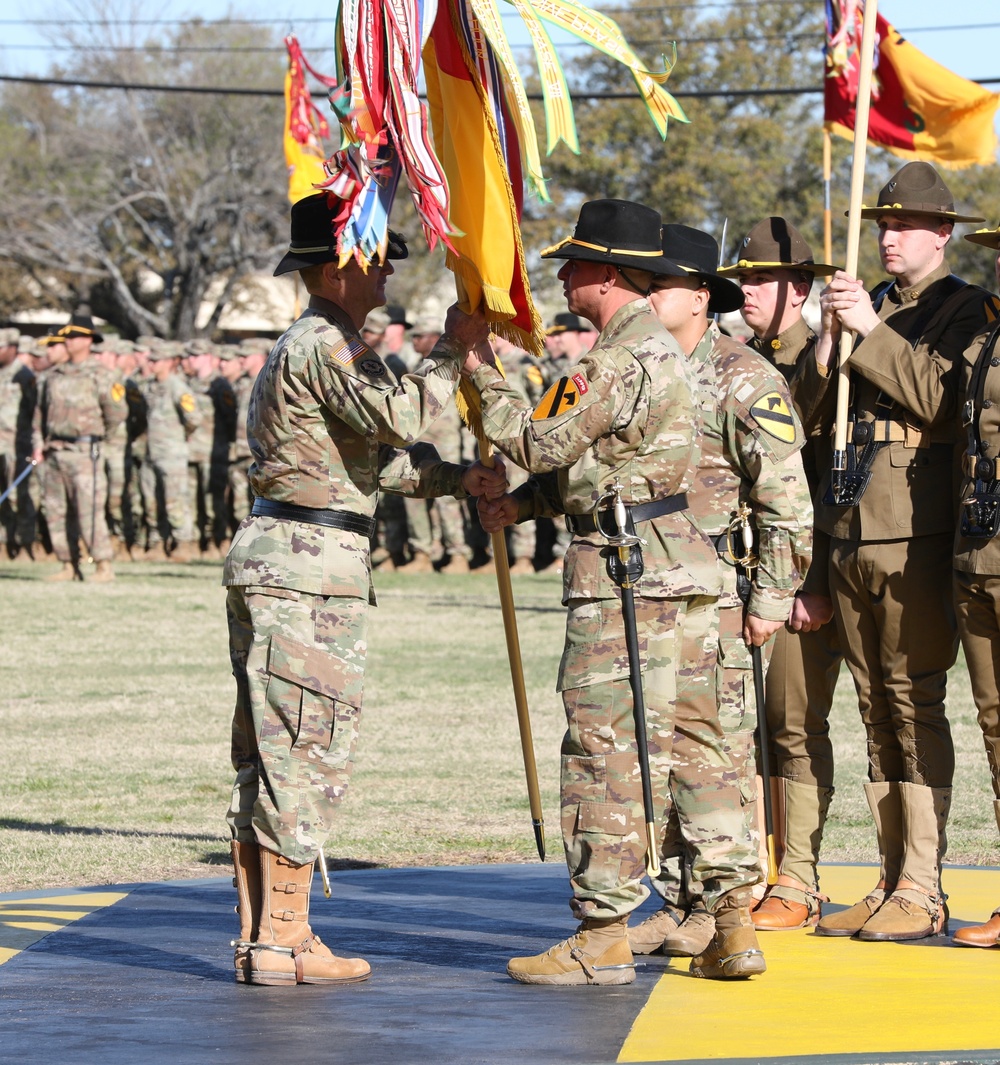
<box><xmin>0</xmin><ymin>302</ymin><xmax>603</xmax><ymax>580</ymax></box>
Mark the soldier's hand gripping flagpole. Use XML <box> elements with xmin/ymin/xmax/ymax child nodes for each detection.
<box><xmin>600</xmin><ymin>480</ymin><xmax>660</xmax><ymax>879</ymax></box>
<box><xmin>831</xmin><ymin>0</ymin><xmax>880</xmax><ymax>501</ymax></box>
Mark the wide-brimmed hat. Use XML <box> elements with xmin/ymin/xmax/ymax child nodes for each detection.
<box><xmin>656</xmin><ymin>225</ymin><xmax>745</xmax><ymax>315</ymax></box>
<box><xmin>966</xmin><ymin>226</ymin><xmax>1000</xmax><ymax>250</ymax></box>
<box><xmin>385</xmin><ymin>304</ymin><xmax>413</xmax><ymax>329</ymax></box>
<box><xmin>719</xmin><ymin>217</ymin><xmax>837</xmax><ymax>277</ymax></box>
<box><xmin>859</xmin><ymin>162</ymin><xmax>984</xmax><ymax>223</ymax></box>
<box><xmin>541</xmin><ymin>199</ymin><xmax>683</xmax><ymax>276</ymax></box>
<box><xmin>545</xmin><ymin>312</ymin><xmax>590</xmax><ymax>336</ymax></box>
<box><xmin>273</xmin><ymin>192</ymin><xmax>409</xmax><ymax>277</ymax></box>
<box><xmin>55</xmin><ymin>305</ymin><xmax>103</xmax><ymax>344</ymax></box>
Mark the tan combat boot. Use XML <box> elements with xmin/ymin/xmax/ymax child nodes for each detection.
<box><xmin>249</xmin><ymin>848</ymin><xmax>371</xmax><ymax>986</ymax></box>
<box><xmin>507</xmin><ymin>557</ymin><xmax>535</xmax><ymax>576</ymax></box>
<box><xmin>857</xmin><ymin>783</ymin><xmax>950</xmax><ymax>941</ymax></box>
<box><xmin>507</xmin><ymin>915</ymin><xmax>635</xmax><ymax>986</ymax></box>
<box><xmin>627</xmin><ymin>903</ymin><xmax>684</xmax><ymax>955</ymax></box>
<box><xmin>230</xmin><ymin>839</ymin><xmax>261</xmax><ymax>983</ymax></box>
<box><xmin>662</xmin><ymin>905</ymin><xmax>716</xmax><ymax>957</ymax></box>
<box><xmin>144</xmin><ymin>541</ymin><xmax>169</xmax><ymax>562</ymax></box>
<box><xmin>440</xmin><ymin>554</ymin><xmax>470</xmax><ymax>574</ymax></box>
<box><xmin>396</xmin><ymin>550</ymin><xmax>434</xmax><ymax>573</ymax></box>
<box><xmin>754</xmin><ymin>781</ymin><xmax>834</xmax><ymax>931</ymax></box>
<box><xmin>690</xmin><ymin>889</ymin><xmax>765</xmax><ymax>979</ymax></box>
<box><xmin>91</xmin><ymin>560</ymin><xmax>115</xmax><ymax>582</ymax></box>
<box><xmin>169</xmin><ymin>540</ymin><xmax>198</xmax><ymax>563</ymax></box>
<box><xmin>46</xmin><ymin>561</ymin><xmax>82</xmax><ymax>582</ymax></box>
<box><xmin>817</xmin><ymin>781</ymin><xmax>902</xmax><ymax>936</ymax></box>
<box><xmin>954</xmin><ymin>800</ymin><xmax>1000</xmax><ymax>947</ymax></box>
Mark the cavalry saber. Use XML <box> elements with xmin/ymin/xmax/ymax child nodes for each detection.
<box><xmin>603</xmin><ymin>481</ymin><xmax>660</xmax><ymax>878</ymax></box>
<box><xmin>751</xmin><ymin>643</ymin><xmax>778</xmax><ymax>885</ymax></box>
<box><xmin>0</xmin><ymin>459</ymin><xmax>36</xmax><ymax>507</ymax></box>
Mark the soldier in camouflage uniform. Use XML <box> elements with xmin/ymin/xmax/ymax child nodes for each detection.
<box><xmin>0</xmin><ymin>327</ymin><xmax>37</xmax><ymax>560</ymax></box>
<box><xmin>31</xmin><ymin>309</ymin><xmax>126</xmax><ymax>581</ymax></box>
<box><xmin>628</xmin><ymin>225</ymin><xmax>813</xmax><ymax>958</ymax></box>
<box><xmin>718</xmin><ymin>218</ymin><xmax>842</xmax><ymax>930</ymax></box>
<box><xmin>398</xmin><ymin>315</ymin><xmax>472</xmax><ymax>573</ymax></box>
<box><xmin>94</xmin><ymin>337</ymin><xmax>130</xmax><ymax>558</ymax></box>
<box><xmin>468</xmin><ymin>200</ymin><xmax>765</xmax><ymax>984</ymax></box>
<box><xmin>227</xmin><ymin>340</ymin><xmax>264</xmax><ymax>535</ymax></box>
<box><xmin>223</xmin><ymin>192</ymin><xmax>506</xmax><ymax>987</ymax></box>
<box><xmin>136</xmin><ymin>344</ymin><xmax>201</xmax><ymax>561</ymax></box>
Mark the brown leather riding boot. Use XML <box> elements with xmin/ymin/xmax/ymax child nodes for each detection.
<box><xmin>857</xmin><ymin>783</ymin><xmax>950</xmax><ymax>941</ymax></box>
<box><xmin>230</xmin><ymin>839</ymin><xmax>261</xmax><ymax>983</ymax></box>
<box><xmin>955</xmin><ymin>801</ymin><xmax>1000</xmax><ymax>947</ymax></box>
<box><xmin>507</xmin><ymin>915</ymin><xmax>635</xmax><ymax>986</ymax></box>
<box><xmin>817</xmin><ymin>781</ymin><xmax>902</xmax><ymax>937</ymax></box>
<box><xmin>249</xmin><ymin>848</ymin><xmax>371</xmax><ymax>986</ymax></box>
<box><xmin>690</xmin><ymin>889</ymin><xmax>766</xmax><ymax>980</ymax></box>
<box><xmin>627</xmin><ymin>904</ymin><xmax>684</xmax><ymax>955</ymax></box>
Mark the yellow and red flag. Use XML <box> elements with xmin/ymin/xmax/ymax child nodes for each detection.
<box><xmin>825</xmin><ymin>1</ymin><xmax>1000</xmax><ymax>169</ymax></box>
<box><xmin>283</xmin><ymin>36</ymin><xmax>333</xmax><ymax>203</ymax></box>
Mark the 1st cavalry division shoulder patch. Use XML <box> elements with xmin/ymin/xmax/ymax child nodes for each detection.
<box><xmin>749</xmin><ymin>391</ymin><xmax>796</xmax><ymax>443</ymax></box>
<box><xmin>110</xmin><ymin>382</ymin><xmax>126</xmax><ymax>403</ymax></box>
<box><xmin>532</xmin><ymin>372</ymin><xmax>589</xmax><ymax>421</ymax></box>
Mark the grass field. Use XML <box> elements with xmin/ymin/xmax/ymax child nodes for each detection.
<box><xmin>1</xmin><ymin>559</ymin><xmax>997</xmax><ymax>893</ymax></box>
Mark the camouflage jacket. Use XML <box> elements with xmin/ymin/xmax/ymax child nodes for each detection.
<box><xmin>185</xmin><ymin>374</ymin><xmax>217</xmax><ymax>464</ymax></box>
<box><xmin>688</xmin><ymin>323</ymin><xmax>812</xmax><ymax>620</ymax></box>
<box><xmin>230</xmin><ymin>374</ymin><xmax>254</xmax><ymax>462</ymax></box>
<box><xmin>223</xmin><ymin>295</ymin><xmax>467</xmax><ymax>600</ymax></box>
<box><xmin>33</xmin><ymin>358</ymin><xmax>126</xmax><ymax>452</ymax></box>
<box><xmin>136</xmin><ymin>373</ymin><xmax>201</xmax><ymax>462</ymax></box>
<box><xmin>0</xmin><ymin>359</ymin><xmax>36</xmax><ymax>458</ymax></box>
<box><xmin>469</xmin><ymin>298</ymin><xmax>719</xmax><ymax>602</ymax></box>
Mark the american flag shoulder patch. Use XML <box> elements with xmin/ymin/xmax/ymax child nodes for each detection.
<box><xmin>327</xmin><ymin>337</ymin><xmax>368</xmax><ymax>367</ymax></box>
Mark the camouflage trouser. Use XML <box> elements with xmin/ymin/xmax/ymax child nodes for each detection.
<box><xmin>653</xmin><ymin>601</ymin><xmax>768</xmax><ymax>909</ymax></box>
<box><xmin>103</xmin><ymin>441</ymin><xmax>126</xmax><ymax>536</ymax></box>
<box><xmin>374</xmin><ymin>493</ymin><xmax>406</xmax><ymax>560</ymax></box>
<box><xmin>559</xmin><ymin>593</ymin><xmax>758</xmax><ymax>920</ymax></box>
<box><xmin>226</xmin><ymin>585</ymin><xmax>367</xmax><ymax>864</ymax></box>
<box><xmin>43</xmin><ymin>446</ymin><xmax>113</xmax><ymax>563</ymax></box>
<box><xmin>403</xmin><ymin>495</ymin><xmax>471</xmax><ymax>560</ymax></box>
<box><xmin>142</xmin><ymin>455</ymin><xmax>194</xmax><ymax>545</ymax></box>
<box><xmin>229</xmin><ymin>458</ymin><xmax>255</xmax><ymax>530</ymax></box>
<box><xmin>0</xmin><ymin>450</ymin><xmax>36</xmax><ymax>549</ymax></box>
<box><xmin>188</xmin><ymin>459</ymin><xmax>227</xmax><ymax>547</ymax></box>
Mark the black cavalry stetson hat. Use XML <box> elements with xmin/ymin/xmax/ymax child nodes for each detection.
<box><xmin>657</xmin><ymin>225</ymin><xmax>745</xmax><ymax>315</ymax></box>
<box><xmin>273</xmin><ymin>192</ymin><xmax>409</xmax><ymax>276</ymax></box>
<box><xmin>718</xmin><ymin>217</ymin><xmax>837</xmax><ymax>277</ymax></box>
<box><xmin>55</xmin><ymin>304</ymin><xmax>103</xmax><ymax>344</ymax></box>
<box><xmin>541</xmin><ymin>199</ymin><xmax>684</xmax><ymax>277</ymax></box>
<box><xmin>859</xmin><ymin>161</ymin><xmax>984</xmax><ymax>223</ymax></box>
<box><xmin>546</xmin><ymin>312</ymin><xmax>590</xmax><ymax>335</ymax></box>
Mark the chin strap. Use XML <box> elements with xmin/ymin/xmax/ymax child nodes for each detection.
<box><xmin>616</xmin><ymin>266</ymin><xmax>653</xmax><ymax>297</ymax></box>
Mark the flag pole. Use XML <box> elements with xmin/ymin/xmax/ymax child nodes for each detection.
<box><xmin>822</xmin><ymin>126</ymin><xmax>833</xmax><ymax>267</ymax></box>
<box><xmin>831</xmin><ymin>0</ymin><xmax>879</xmax><ymax>498</ymax></box>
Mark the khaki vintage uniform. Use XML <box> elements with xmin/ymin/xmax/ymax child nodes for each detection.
<box><xmin>470</xmin><ymin>299</ymin><xmax>758</xmax><ymax>919</ymax></box>
<box><xmin>0</xmin><ymin>357</ymin><xmax>37</xmax><ymax>552</ymax></box>
<box><xmin>954</xmin><ymin>309</ymin><xmax>1000</xmax><ymax>832</ymax></box>
<box><xmin>655</xmin><ymin>323</ymin><xmax>812</xmax><ymax>908</ymax></box>
<box><xmin>810</xmin><ymin>261</ymin><xmax>995</xmax><ymax>789</ymax></box>
<box><xmin>32</xmin><ymin>360</ymin><xmax>127</xmax><ymax>563</ymax></box>
<box><xmin>223</xmin><ymin>296</ymin><xmax>468</xmax><ymax>864</ymax></box>
<box><xmin>754</xmin><ymin>319</ymin><xmax>844</xmax><ymax>795</ymax></box>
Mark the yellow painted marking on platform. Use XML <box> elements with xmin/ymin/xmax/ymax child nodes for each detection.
<box><xmin>0</xmin><ymin>892</ymin><xmax>128</xmax><ymax>965</ymax></box>
<box><xmin>620</xmin><ymin>864</ymin><xmax>1000</xmax><ymax>1062</ymax></box>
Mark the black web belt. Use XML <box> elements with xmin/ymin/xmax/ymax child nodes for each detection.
<box><xmin>565</xmin><ymin>493</ymin><xmax>689</xmax><ymax>535</ymax></box>
<box><xmin>251</xmin><ymin>498</ymin><xmax>376</xmax><ymax>538</ymax></box>
<box><xmin>50</xmin><ymin>434</ymin><xmax>103</xmax><ymax>444</ymax></box>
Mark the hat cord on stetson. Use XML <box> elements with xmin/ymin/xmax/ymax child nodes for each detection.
<box><xmin>540</xmin><ymin>236</ymin><xmax>665</xmax><ymax>258</ymax></box>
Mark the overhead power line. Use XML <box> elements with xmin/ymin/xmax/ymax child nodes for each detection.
<box><xmin>2</xmin><ymin>71</ymin><xmax>999</xmax><ymax>99</ymax></box>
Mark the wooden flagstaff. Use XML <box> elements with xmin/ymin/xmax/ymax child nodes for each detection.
<box><xmin>831</xmin><ymin>0</ymin><xmax>880</xmax><ymax>498</ymax></box>
<box><xmin>823</xmin><ymin>127</ymin><xmax>833</xmax><ymax>267</ymax></box>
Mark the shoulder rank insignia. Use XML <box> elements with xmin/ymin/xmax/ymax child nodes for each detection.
<box><xmin>532</xmin><ymin>372</ymin><xmax>588</xmax><ymax>421</ymax></box>
<box><xmin>110</xmin><ymin>382</ymin><xmax>126</xmax><ymax>403</ymax></box>
<box><xmin>179</xmin><ymin>392</ymin><xmax>196</xmax><ymax>414</ymax></box>
<box><xmin>749</xmin><ymin>391</ymin><xmax>796</xmax><ymax>443</ymax></box>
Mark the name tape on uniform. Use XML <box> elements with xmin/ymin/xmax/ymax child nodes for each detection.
<box><xmin>532</xmin><ymin>372</ymin><xmax>589</xmax><ymax>421</ymax></box>
<box><xmin>749</xmin><ymin>391</ymin><xmax>796</xmax><ymax>443</ymax></box>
